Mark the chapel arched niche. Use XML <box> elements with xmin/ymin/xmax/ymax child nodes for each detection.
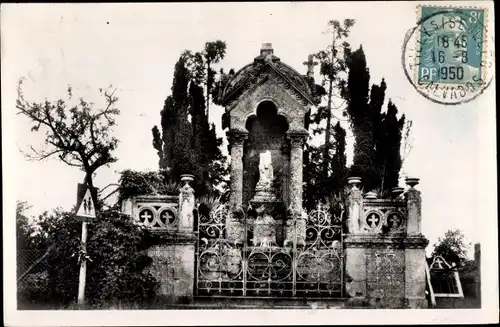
<box><xmin>218</xmin><ymin>43</ymin><xmax>315</xmax><ymax>219</ymax></box>
<box><xmin>242</xmin><ymin>100</ymin><xmax>290</xmax><ymax>207</ymax></box>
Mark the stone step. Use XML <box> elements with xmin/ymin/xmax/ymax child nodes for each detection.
<box><xmin>179</xmin><ymin>296</ymin><xmax>347</xmax><ymax>309</ymax></box>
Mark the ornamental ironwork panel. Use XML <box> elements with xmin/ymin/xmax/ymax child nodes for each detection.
<box><xmin>195</xmin><ymin>204</ymin><xmax>344</xmax><ymax>298</ymax></box>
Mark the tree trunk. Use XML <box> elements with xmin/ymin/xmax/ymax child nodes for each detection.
<box><xmin>206</xmin><ymin>61</ymin><xmax>211</xmax><ymax>120</ymax></box>
<box><xmin>83</xmin><ymin>164</ymin><xmax>100</xmax><ymax>211</ymax></box>
<box><xmin>323</xmin><ymin>80</ymin><xmax>333</xmax><ymax>177</ymax></box>
<box><xmin>323</xmin><ymin>31</ymin><xmax>336</xmax><ymax>177</ymax></box>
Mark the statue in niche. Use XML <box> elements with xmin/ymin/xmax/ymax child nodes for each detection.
<box><xmin>249</xmin><ymin>150</ymin><xmax>281</xmax><ymax>248</ymax></box>
<box><xmin>257</xmin><ymin>150</ymin><xmax>273</xmax><ymax>188</ymax></box>
<box><xmin>252</xmin><ymin>150</ymin><xmax>276</xmax><ymax>202</ymax></box>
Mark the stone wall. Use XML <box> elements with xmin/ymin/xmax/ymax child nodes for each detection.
<box><xmin>147</xmin><ymin>241</ymin><xmax>195</xmax><ymax>302</ymax></box>
<box><xmin>344</xmin><ymin>177</ymin><xmax>429</xmax><ymax>308</ymax></box>
<box><xmin>122</xmin><ymin>175</ymin><xmax>197</xmax><ymax>304</ymax></box>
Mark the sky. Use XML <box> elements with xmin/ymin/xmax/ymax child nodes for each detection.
<box><xmin>2</xmin><ymin>2</ymin><xmax>497</xmax><ymax>256</ymax></box>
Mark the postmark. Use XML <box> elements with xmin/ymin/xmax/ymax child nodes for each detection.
<box><xmin>402</xmin><ymin>5</ymin><xmax>494</xmax><ymax>105</ymax></box>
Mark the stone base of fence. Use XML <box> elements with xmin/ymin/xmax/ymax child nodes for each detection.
<box><xmin>344</xmin><ymin>234</ymin><xmax>429</xmax><ymax>309</ymax></box>
<box><xmin>146</xmin><ymin>232</ymin><xmax>196</xmax><ymax>303</ymax></box>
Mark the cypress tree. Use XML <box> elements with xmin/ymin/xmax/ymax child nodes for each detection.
<box><xmin>344</xmin><ymin>46</ymin><xmax>406</xmax><ymax>192</ymax></box>
<box><xmin>159</xmin><ymin>96</ymin><xmax>175</xmax><ymax>170</ymax></box>
<box><xmin>152</xmin><ymin>46</ymin><xmax>227</xmax><ymax>195</ymax></box>
<box><xmin>171</xmin><ymin>56</ymin><xmax>196</xmax><ymax>179</ymax></box>
<box><xmin>377</xmin><ymin>100</ymin><xmax>405</xmax><ymax>190</ymax></box>
<box><xmin>152</xmin><ymin>56</ymin><xmax>196</xmax><ymax>180</ymax></box>
<box><xmin>344</xmin><ymin>46</ymin><xmax>377</xmax><ymax>190</ymax></box>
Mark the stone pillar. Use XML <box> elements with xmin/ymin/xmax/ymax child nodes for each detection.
<box><xmin>344</xmin><ymin>246</ymin><xmax>368</xmax><ymax>304</ymax></box>
<box><xmin>121</xmin><ymin>198</ymin><xmax>134</xmax><ymax>217</ymax></box>
<box><xmin>346</xmin><ymin>177</ymin><xmax>363</xmax><ymax>234</ymax></box>
<box><xmin>179</xmin><ymin>174</ymin><xmax>196</xmax><ymax>232</ymax></box>
<box><xmin>286</xmin><ymin>132</ymin><xmax>308</xmax><ymax>215</ymax></box>
<box><xmin>404</xmin><ymin>247</ymin><xmax>427</xmax><ymax>308</ymax></box>
<box><xmin>281</xmin><ymin>142</ymin><xmax>291</xmax><ymax>206</ymax></box>
<box><xmin>148</xmin><ymin>173</ymin><xmax>196</xmax><ymax>303</ymax></box>
<box><xmin>226</xmin><ymin>131</ymin><xmax>248</xmax><ymax>244</ymax></box>
<box><xmin>403</xmin><ymin>177</ymin><xmax>428</xmax><ymax>308</ymax></box>
<box><xmin>285</xmin><ymin>132</ymin><xmax>308</xmax><ymax>246</ymax></box>
<box><xmin>227</xmin><ymin>131</ymin><xmax>248</xmax><ymax>211</ymax></box>
<box><xmin>405</xmin><ymin>178</ymin><xmax>422</xmax><ymax>235</ymax></box>
<box><xmin>344</xmin><ymin>178</ymin><xmax>367</xmax><ymax>306</ymax></box>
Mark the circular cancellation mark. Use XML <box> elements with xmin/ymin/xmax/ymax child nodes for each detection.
<box><xmin>402</xmin><ymin>6</ymin><xmax>494</xmax><ymax>105</ymax></box>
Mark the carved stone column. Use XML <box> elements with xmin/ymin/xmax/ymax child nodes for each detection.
<box><xmin>226</xmin><ymin>131</ymin><xmax>248</xmax><ymax>244</ymax></box>
<box><xmin>227</xmin><ymin>131</ymin><xmax>248</xmax><ymax>211</ymax></box>
<box><xmin>281</xmin><ymin>142</ymin><xmax>291</xmax><ymax>206</ymax></box>
<box><xmin>285</xmin><ymin>132</ymin><xmax>308</xmax><ymax>246</ymax></box>
<box><xmin>286</xmin><ymin>132</ymin><xmax>307</xmax><ymax>215</ymax></box>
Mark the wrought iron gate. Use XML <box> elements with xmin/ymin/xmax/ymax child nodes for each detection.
<box><xmin>195</xmin><ymin>204</ymin><xmax>344</xmax><ymax>298</ymax></box>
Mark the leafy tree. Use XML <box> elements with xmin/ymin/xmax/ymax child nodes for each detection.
<box><xmin>212</xmin><ymin>68</ymin><xmax>236</xmax><ymax>107</ymax></box>
<box><xmin>183</xmin><ymin>41</ymin><xmax>227</xmax><ymax>118</ymax></box>
<box><xmin>16</xmin><ymin>201</ymin><xmax>35</xmax><ymax>251</ymax></box>
<box><xmin>21</xmin><ymin>209</ymin><xmax>159</xmax><ymax>306</ymax></box>
<box><xmin>313</xmin><ymin>19</ymin><xmax>354</xmax><ymax>177</ymax></box>
<box><xmin>432</xmin><ymin>229</ymin><xmax>472</xmax><ymax>267</ymax></box>
<box><xmin>16</xmin><ymin>79</ymin><xmax>120</xmax><ymax>204</ymax></box>
<box><xmin>204</xmin><ymin>41</ymin><xmax>227</xmax><ymax>118</ymax></box>
<box><xmin>118</xmin><ymin>169</ymin><xmax>179</xmax><ymax>200</ymax></box>
<box><xmin>304</xmin><ymin>19</ymin><xmax>353</xmax><ymax>209</ymax></box>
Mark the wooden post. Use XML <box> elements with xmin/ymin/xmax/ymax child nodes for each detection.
<box><xmin>75</xmin><ymin>182</ymin><xmax>97</xmax><ymax>306</ymax></box>
<box><xmin>77</xmin><ymin>221</ymin><xmax>88</xmax><ymax>305</ymax></box>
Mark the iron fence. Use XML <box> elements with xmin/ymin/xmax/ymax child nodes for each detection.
<box><xmin>195</xmin><ymin>205</ymin><xmax>344</xmax><ymax>298</ymax></box>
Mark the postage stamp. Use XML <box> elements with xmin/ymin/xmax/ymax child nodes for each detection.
<box><xmin>402</xmin><ymin>5</ymin><xmax>495</xmax><ymax>105</ymax></box>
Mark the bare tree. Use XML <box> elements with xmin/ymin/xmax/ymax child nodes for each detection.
<box><xmin>16</xmin><ymin>78</ymin><xmax>120</xmax><ymax>206</ymax></box>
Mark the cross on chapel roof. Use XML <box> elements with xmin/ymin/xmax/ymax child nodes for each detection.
<box><xmin>303</xmin><ymin>54</ymin><xmax>318</xmax><ymax>77</ymax></box>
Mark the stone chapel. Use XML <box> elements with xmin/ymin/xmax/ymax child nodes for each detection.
<box><xmin>122</xmin><ymin>43</ymin><xmax>429</xmax><ymax>309</ymax></box>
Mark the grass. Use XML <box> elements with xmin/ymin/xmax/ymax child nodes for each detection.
<box><xmin>17</xmin><ymin>295</ymin><xmax>195</xmax><ymax>310</ymax></box>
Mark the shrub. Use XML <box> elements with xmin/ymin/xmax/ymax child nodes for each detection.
<box><xmin>17</xmin><ymin>272</ymin><xmax>50</xmax><ymax>305</ymax></box>
<box><xmin>30</xmin><ymin>209</ymin><xmax>159</xmax><ymax>307</ymax></box>
<box><xmin>118</xmin><ymin>169</ymin><xmax>179</xmax><ymax>200</ymax></box>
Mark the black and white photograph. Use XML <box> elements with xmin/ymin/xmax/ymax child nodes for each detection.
<box><xmin>2</xmin><ymin>2</ymin><xmax>497</xmax><ymax>325</ymax></box>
